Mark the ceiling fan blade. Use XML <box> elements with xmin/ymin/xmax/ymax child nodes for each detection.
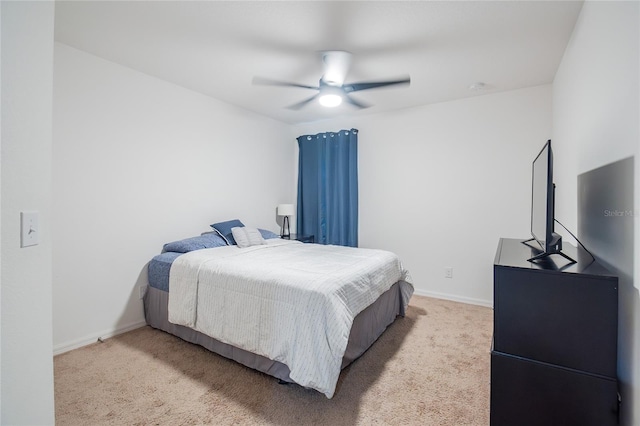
<box><xmin>343</xmin><ymin>76</ymin><xmax>411</xmax><ymax>93</ymax></box>
<box><xmin>286</xmin><ymin>94</ymin><xmax>320</xmax><ymax>110</ymax></box>
<box><xmin>343</xmin><ymin>94</ymin><xmax>370</xmax><ymax>109</ymax></box>
<box><xmin>252</xmin><ymin>76</ymin><xmax>319</xmax><ymax>90</ymax></box>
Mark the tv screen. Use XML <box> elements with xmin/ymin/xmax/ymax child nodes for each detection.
<box><xmin>531</xmin><ymin>140</ymin><xmax>553</xmax><ymax>251</ymax></box>
<box><xmin>527</xmin><ymin>140</ymin><xmax>571</xmax><ymax>263</ymax></box>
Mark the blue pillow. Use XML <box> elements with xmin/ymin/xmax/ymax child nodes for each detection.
<box><xmin>210</xmin><ymin>219</ymin><xmax>245</xmax><ymax>245</ymax></box>
<box><xmin>163</xmin><ymin>233</ymin><xmax>228</xmax><ymax>253</ymax></box>
<box><xmin>259</xmin><ymin>229</ymin><xmax>280</xmax><ymax>239</ymax></box>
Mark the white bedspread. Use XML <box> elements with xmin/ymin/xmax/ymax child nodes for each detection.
<box><xmin>168</xmin><ymin>239</ymin><xmax>413</xmax><ymax>398</ymax></box>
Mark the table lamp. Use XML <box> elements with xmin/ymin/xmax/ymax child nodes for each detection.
<box><xmin>277</xmin><ymin>204</ymin><xmax>294</xmax><ymax>238</ymax></box>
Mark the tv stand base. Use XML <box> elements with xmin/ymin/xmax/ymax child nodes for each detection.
<box><xmin>520</xmin><ymin>238</ymin><xmax>576</xmax><ymax>264</ymax></box>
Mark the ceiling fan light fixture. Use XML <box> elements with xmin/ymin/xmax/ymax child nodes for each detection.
<box><xmin>319</xmin><ymin>93</ymin><xmax>342</xmax><ymax>108</ymax></box>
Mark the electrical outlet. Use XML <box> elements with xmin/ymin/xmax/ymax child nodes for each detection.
<box><xmin>445</xmin><ymin>267</ymin><xmax>453</xmax><ymax>279</ymax></box>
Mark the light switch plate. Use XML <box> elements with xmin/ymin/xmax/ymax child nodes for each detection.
<box><xmin>21</xmin><ymin>211</ymin><xmax>39</xmax><ymax>247</ymax></box>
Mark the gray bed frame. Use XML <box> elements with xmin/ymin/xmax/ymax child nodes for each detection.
<box><xmin>143</xmin><ymin>281</ymin><xmax>406</xmax><ymax>385</ymax></box>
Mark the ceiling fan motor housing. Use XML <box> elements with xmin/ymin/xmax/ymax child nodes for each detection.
<box><xmin>321</xmin><ymin>50</ymin><xmax>352</xmax><ymax>86</ymax></box>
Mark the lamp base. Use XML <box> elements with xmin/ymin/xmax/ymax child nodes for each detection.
<box><xmin>281</xmin><ymin>216</ymin><xmax>290</xmax><ymax>238</ymax></box>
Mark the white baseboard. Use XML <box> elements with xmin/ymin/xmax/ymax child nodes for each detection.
<box><xmin>53</xmin><ymin>320</ymin><xmax>147</xmax><ymax>356</ymax></box>
<box><xmin>412</xmin><ymin>288</ymin><xmax>493</xmax><ymax>308</ymax></box>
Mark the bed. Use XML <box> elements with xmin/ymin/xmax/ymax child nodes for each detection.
<box><xmin>144</xmin><ymin>228</ymin><xmax>413</xmax><ymax>398</ymax></box>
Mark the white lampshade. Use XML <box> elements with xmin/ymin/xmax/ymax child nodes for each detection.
<box><xmin>277</xmin><ymin>204</ymin><xmax>295</xmax><ymax>217</ymax></box>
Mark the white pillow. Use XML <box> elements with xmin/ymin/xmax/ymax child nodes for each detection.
<box><xmin>231</xmin><ymin>227</ymin><xmax>266</xmax><ymax>248</ymax></box>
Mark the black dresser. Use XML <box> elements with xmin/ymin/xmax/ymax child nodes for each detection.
<box><xmin>491</xmin><ymin>238</ymin><xmax>619</xmax><ymax>425</ymax></box>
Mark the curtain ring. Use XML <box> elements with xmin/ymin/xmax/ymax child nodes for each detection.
<box><xmin>307</xmin><ymin>136</ymin><xmax>311</xmax><ymax>140</ymax></box>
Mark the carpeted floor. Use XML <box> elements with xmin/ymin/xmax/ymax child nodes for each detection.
<box><xmin>54</xmin><ymin>295</ymin><xmax>493</xmax><ymax>425</ymax></box>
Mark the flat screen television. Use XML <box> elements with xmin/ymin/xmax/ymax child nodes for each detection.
<box><xmin>525</xmin><ymin>140</ymin><xmax>575</xmax><ymax>263</ymax></box>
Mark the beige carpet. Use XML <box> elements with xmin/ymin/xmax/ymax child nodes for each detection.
<box><xmin>54</xmin><ymin>295</ymin><xmax>493</xmax><ymax>425</ymax></box>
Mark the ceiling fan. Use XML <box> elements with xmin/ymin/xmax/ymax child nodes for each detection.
<box><xmin>252</xmin><ymin>51</ymin><xmax>410</xmax><ymax>110</ymax></box>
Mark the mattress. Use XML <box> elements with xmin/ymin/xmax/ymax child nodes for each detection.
<box><xmin>148</xmin><ymin>251</ymin><xmax>182</xmax><ymax>292</ymax></box>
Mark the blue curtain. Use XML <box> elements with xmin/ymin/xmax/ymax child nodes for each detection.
<box><xmin>297</xmin><ymin>129</ymin><xmax>358</xmax><ymax>247</ymax></box>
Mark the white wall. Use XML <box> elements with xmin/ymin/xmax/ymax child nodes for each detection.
<box><xmin>552</xmin><ymin>1</ymin><xmax>639</xmax><ymax>424</ymax></box>
<box><xmin>292</xmin><ymin>85</ymin><xmax>552</xmax><ymax>306</ymax></box>
<box><xmin>0</xmin><ymin>3</ymin><xmax>3</xmax><ymax>418</ymax></box>
<box><xmin>52</xmin><ymin>43</ymin><xmax>294</xmax><ymax>353</ymax></box>
<box><xmin>1</xmin><ymin>2</ymin><xmax>56</xmax><ymax>424</ymax></box>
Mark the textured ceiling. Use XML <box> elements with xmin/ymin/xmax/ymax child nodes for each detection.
<box><xmin>54</xmin><ymin>1</ymin><xmax>583</xmax><ymax>125</ymax></box>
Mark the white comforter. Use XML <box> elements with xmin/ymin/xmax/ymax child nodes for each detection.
<box><xmin>168</xmin><ymin>239</ymin><xmax>413</xmax><ymax>398</ymax></box>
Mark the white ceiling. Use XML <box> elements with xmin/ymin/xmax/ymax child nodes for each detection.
<box><xmin>54</xmin><ymin>1</ymin><xmax>583</xmax><ymax>125</ymax></box>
